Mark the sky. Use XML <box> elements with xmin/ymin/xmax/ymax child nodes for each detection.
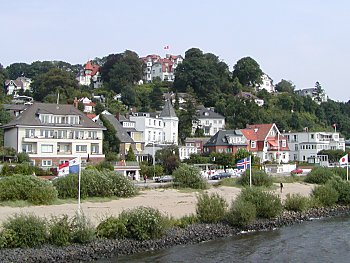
<box><xmin>2</xmin><ymin>0</ymin><xmax>350</xmax><ymax>101</ymax></box>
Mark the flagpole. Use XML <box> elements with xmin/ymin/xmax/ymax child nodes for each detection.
<box><xmin>78</xmin><ymin>155</ymin><xmax>81</xmax><ymax>216</ymax></box>
<box><xmin>347</xmin><ymin>164</ymin><xmax>349</xmax><ymax>181</ymax></box>
<box><xmin>249</xmin><ymin>155</ymin><xmax>252</xmax><ymax>187</ymax></box>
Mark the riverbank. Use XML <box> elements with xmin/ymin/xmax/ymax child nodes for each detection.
<box><xmin>0</xmin><ymin>205</ymin><xmax>349</xmax><ymax>263</ymax></box>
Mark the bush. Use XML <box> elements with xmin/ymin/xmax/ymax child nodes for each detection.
<box><xmin>0</xmin><ymin>175</ymin><xmax>57</xmax><ymax>204</ymax></box>
<box><xmin>0</xmin><ymin>163</ymin><xmax>49</xmax><ymax>176</ymax></box>
<box><xmin>226</xmin><ymin>199</ymin><xmax>256</xmax><ymax>227</ymax></box>
<box><xmin>120</xmin><ymin>206</ymin><xmax>166</xmax><ymax>241</ymax></box>
<box><xmin>284</xmin><ymin>193</ymin><xmax>310</xmax><ymax>212</ymax></box>
<box><xmin>48</xmin><ymin>215</ymin><xmax>72</xmax><ymax>246</ymax></box>
<box><xmin>239</xmin><ymin>187</ymin><xmax>283</xmax><ymax>219</ymax></box>
<box><xmin>2</xmin><ymin>214</ymin><xmax>47</xmax><ymax>248</ymax></box>
<box><xmin>196</xmin><ymin>193</ymin><xmax>227</xmax><ymax>223</ymax></box>
<box><xmin>173</xmin><ymin>164</ymin><xmax>208</xmax><ymax>189</ymax></box>
<box><xmin>326</xmin><ymin>177</ymin><xmax>350</xmax><ymax>204</ymax></box>
<box><xmin>96</xmin><ymin>216</ymin><xmax>127</xmax><ymax>239</ymax></box>
<box><xmin>312</xmin><ymin>184</ymin><xmax>339</xmax><ymax>206</ymax></box>
<box><xmin>174</xmin><ymin>214</ymin><xmax>198</xmax><ymax>228</ymax></box>
<box><xmin>53</xmin><ymin>169</ymin><xmax>137</xmax><ymax>199</ymax></box>
<box><xmin>304</xmin><ymin>167</ymin><xmax>335</xmax><ymax>184</ymax></box>
<box><xmin>0</xmin><ymin>229</ymin><xmax>17</xmax><ymax>248</ymax></box>
<box><xmin>329</xmin><ymin>167</ymin><xmax>347</xmax><ymax>180</ymax></box>
<box><xmin>239</xmin><ymin>169</ymin><xmax>273</xmax><ymax>187</ymax></box>
<box><xmin>70</xmin><ymin>213</ymin><xmax>95</xmax><ymax>244</ymax></box>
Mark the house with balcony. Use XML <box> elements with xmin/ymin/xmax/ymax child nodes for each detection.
<box><xmin>192</xmin><ymin>106</ymin><xmax>225</xmax><ymax>136</ymax></box>
<box><xmin>282</xmin><ymin>131</ymin><xmax>345</xmax><ymax>163</ymax></box>
<box><xmin>203</xmin><ymin>130</ymin><xmax>248</xmax><ymax>154</ymax></box>
<box><xmin>2</xmin><ymin>102</ymin><xmax>105</xmax><ymax>168</ymax></box>
<box><xmin>240</xmin><ymin>123</ymin><xmax>290</xmax><ymax>163</ymax></box>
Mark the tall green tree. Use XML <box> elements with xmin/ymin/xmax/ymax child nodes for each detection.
<box><xmin>126</xmin><ymin>145</ymin><xmax>136</xmax><ymax>161</ymax></box>
<box><xmin>149</xmin><ymin>82</ymin><xmax>163</xmax><ymax>110</ymax></box>
<box><xmin>232</xmin><ymin>57</ymin><xmax>263</xmax><ymax>87</ymax></box>
<box><xmin>275</xmin><ymin>79</ymin><xmax>295</xmax><ymax>93</ymax></box>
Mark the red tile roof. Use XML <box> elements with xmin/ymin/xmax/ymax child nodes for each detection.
<box><xmin>86</xmin><ymin>113</ymin><xmax>96</xmax><ymax>119</ymax></box>
<box><xmin>241</xmin><ymin>124</ymin><xmax>274</xmax><ymax>141</ymax></box>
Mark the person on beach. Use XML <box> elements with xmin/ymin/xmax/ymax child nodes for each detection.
<box><xmin>144</xmin><ymin>175</ymin><xmax>147</xmax><ymax>183</ymax></box>
<box><xmin>280</xmin><ymin>182</ymin><xmax>283</xmax><ymax>193</ymax></box>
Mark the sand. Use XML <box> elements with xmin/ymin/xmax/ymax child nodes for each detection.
<box><xmin>0</xmin><ymin>183</ymin><xmax>314</xmax><ymax>226</ymax></box>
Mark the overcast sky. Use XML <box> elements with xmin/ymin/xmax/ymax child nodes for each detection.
<box><xmin>2</xmin><ymin>0</ymin><xmax>350</xmax><ymax>101</ymax></box>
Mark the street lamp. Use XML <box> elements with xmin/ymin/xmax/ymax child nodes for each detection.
<box><xmin>152</xmin><ymin>142</ymin><xmax>155</xmax><ymax>179</ymax></box>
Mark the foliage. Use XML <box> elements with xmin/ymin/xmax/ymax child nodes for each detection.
<box><xmin>53</xmin><ymin>169</ymin><xmax>137</xmax><ymax>199</ymax></box>
<box><xmin>328</xmin><ymin>167</ymin><xmax>347</xmax><ymax>181</ymax></box>
<box><xmin>325</xmin><ymin>177</ymin><xmax>350</xmax><ymax>204</ymax></box>
<box><xmin>172</xmin><ymin>164</ymin><xmax>208</xmax><ymax>189</ymax></box>
<box><xmin>156</xmin><ymin>145</ymin><xmax>180</xmax><ymax>174</ymax></box>
<box><xmin>16</xmin><ymin>152</ymin><xmax>30</xmax><ymax>163</ymax></box>
<box><xmin>140</xmin><ymin>163</ymin><xmax>164</xmax><ymax>178</ymax></box>
<box><xmin>312</xmin><ymin>184</ymin><xmax>339</xmax><ymax>207</ymax></box>
<box><xmin>183</xmin><ymin>154</ymin><xmax>211</xmax><ymax>164</ymax></box>
<box><xmin>284</xmin><ymin>194</ymin><xmax>310</xmax><ymax>212</ymax></box>
<box><xmin>0</xmin><ymin>163</ymin><xmax>50</xmax><ymax>176</ymax></box>
<box><xmin>174</xmin><ymin>214</ymin><xmax>198</xmax><ymax>228</ymax></box>
<box><xmin>99</xmin><ymin>114</ymin><xmax>120</xmax><ymax>154</ymax></box>
<box><xmin>0</xmin><ymin>175</ymin><xmax>57</xmax><ymax>204</ymax></box>
<box><xmin>210</xmin><ymin>152</ymin><xmax>235</xmax><ymax>171</ymax></box>
<box><xmin>318</xmin><ymin>149</ymin><xmax>346</xmax><ymax>163</ymax></box>
<box><xmin>304</xmin><ymin>167</ymin><xmax>336</xmax><ymax>184</ymax></box>
<box><xmin>119</xmin><ymin>206</ymin><xmax>166</xmax><ymax>241</ymax></box>
<box><xmin>239</xmin><ymin>169</ymin><xmax>273</xmax><ymax>187</ymax></box>
<box><xmin>2</xmin><ymin>214</ymin><xmax>47</xmax><ymax>248</ymax></box>
<box><xmin>70</xmin><ymin>213</ymin><xmax>95</xmax><ymax>244</ymax></box>
<box><xmin>196</xmin><ymin>193</ymin><xmax>227</xmax><ymax>223</ymax></box>
<box><xmin>48</xmin><ymin>215</ymin><xmax>72</xmax><ymax>246</ymax></box>
<box><xmin>126</xmin><ymin>145</ymin><xmax>136</xmax><ymax>161</ymax></box>
<box><xmin>275</xmin><ymin>79</ymin><xmax>295</xmax><ymax>93</ymax></box>
<box><xmin>239</xmin><ymin>187</ymin><xmax>283</xmax><ymax>219</ymax></box>
<box><xmin>93</xmin><ymin>161</ymin><xmax>115</xmax><ymax>171</ymax></box>
<box><xmin>226</xmin><ymin>199</ymin><xmax>256</xmax><ymax>227</ymax></box>
<box><xmin>232</xmin><ymin>57</ymin><xmax>263</xmax><ymax>87</ymax></box>
<box><xmin>96</xmin><ymin>216</ymin><xmax>128</xmax><ymax>239</ymax></box>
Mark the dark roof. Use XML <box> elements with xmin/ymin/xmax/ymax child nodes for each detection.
<box><xmin>160</xmin><ymin>100</ymin><xmax>177</xmax><ymax>118</ymax></box>
<box><xmin>197</xmin><ymin>107</ymin><xmax>224</xmax><ymax>119</ymax></box>
<box><xmin>102</xmin><ymin>114</ymin><xmax>134</xmax><ymax>143</ymax></box>
<box><xmin>204</xmin><ymin>130</ymin><xmax>247</xmax><ymax>147</ymax></box>
<box><xmin>2</xmin><ymin>102</ymin><xmax>103</xmax><ymax>129</ymax></box>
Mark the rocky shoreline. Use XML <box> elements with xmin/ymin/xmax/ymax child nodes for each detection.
<box><xmin>1</xmin><ymin>205</ymin><xmax>349</xmax><ymax>263</ymax></box>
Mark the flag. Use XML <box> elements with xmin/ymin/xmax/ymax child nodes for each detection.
<box><xmin>57</xmin><ymin>162</ymin><xmax>69</xmax><ymax>177</ymax></box>
<box><xmin>339</xmin><ymin>154</ymin><xmax>348</xmax><ymax>165</ymax></box>
<box><xmin>164</xmin><ymin>45</ymin><xmax>169</xmax><ymax>50</ymax></box>
<box><xmin>69</xmin><ymin>158</ymin><xmax>80</xmax><ymax>174</ymax></box>
<box><xmin>237</xmin><ymin>156</ymin><xmax>251</xmax><ymax>170</ymax></box>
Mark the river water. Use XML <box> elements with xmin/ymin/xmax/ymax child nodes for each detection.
<box><xmin>98</xmin><ymin>215</ymin><xmax>350</xmax><ymax>263</ymax></box>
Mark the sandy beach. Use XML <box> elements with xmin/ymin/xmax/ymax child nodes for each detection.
<box><xmin>0</xmin><ymin>183</ymin><xmax>314</xmax><ymax>226</ymax></box>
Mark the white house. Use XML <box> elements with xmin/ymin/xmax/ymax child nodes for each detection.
<box><xmin>5</xmin><ymin>77</ymin><xmax>32</xmax><ymax>95</ymax></box>
<box><xmin>76</xmin><ymin>61</ymin><xmax>102</xmax><ymax>88</ymax></box>
<box><xmin>283</xmin><ymin>131</ymin><xmax>345</xmax><ymax>163</ymax></box>
<box><xmin>192</xmin><ymin>106</ymin><xmax>225</xmax><ymax>136</ymax></box>
<box><xmin>129</xmin><ymin>100</ymin><xmax>178</xmax><ymax>145</ymax></box>
<box><xmin>2</xmin><ymin>102</ymin><xmax>105</xmax><ymax>168</ymax></box>
<box><xmin>256</xmin><ymin>74</ymin><xmax>275</xmax><ymax>93</ymax></box>
<box><xmin>295</xmin><ymin>88</ymin><xmax>328</xmax><ymax>104</ymax></box>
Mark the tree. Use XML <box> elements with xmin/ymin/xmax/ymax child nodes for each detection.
<box><xmin>31</xmin><ymin>68</ymin><xmax>78</xmax><ymax>101</ymax></box>
<box><xmin>149</xmin><ymin>82</ymin><xmax>163</xmax><ymax>110</ymax></box>
<box><xmin>6</xmin><ymin>63</ymin><xmax>31</xmax><ymax>79</ymax></box>
<box><xmin>121</xmin><ymin>84</ymin><xmax>136</xmax><ymax>107</ymax></box>
<box><xmin>126</xmin><ymin>145</ymin><xmax>136</xmax><ymax>161</ymax></box>
<box><xmin>210</xmin><ymin>152</ymin><xmax>235</xmax><ymax>172</ymax></box>
<box><xmin>232</xmin><ymin>57</ymin><xmax>263</xmax><ymax>87</ymax></box>
<box><xmin>156</xmin><ymin>145</ymin><xmax>180</xmax><ymax>174</ymax></box>
<box><xmin>95</xmin><ymin>102</ymin><xmax>105</xmax><ymax>115</ymax></box>
<box><xmin>275</xmin><ymin>79</ymin><xmax>295</xmax><ymax>93</ymax></box>
<box><xmin>99</xmin><ymin>115</ymin><xmax>120</xmax><ymax>154</ymax></box>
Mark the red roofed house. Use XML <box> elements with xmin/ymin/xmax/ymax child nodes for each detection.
<box><xmin>76</xmin><ymin>60</ymin><xmax>102</xmax><ymax>88</ymax></box>
<box><xmin>240</xmin><ymin>123</ymin><xmax>290</xmax><ymax>163</ymax></box>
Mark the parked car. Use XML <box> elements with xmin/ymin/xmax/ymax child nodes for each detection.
<box><xmin>291</xmin><ymin>168</ymin><xmax>303</xmax><ymax>174</ymax></box>
<box><xmin>155</xmin><ymin>175</ymin><xmax>173</xmax><ymax>183</ymax></box>
<box><xmin>211</xmin><ymin>172</ymin><xmax>232</xmax><ymax>180</ymax></box>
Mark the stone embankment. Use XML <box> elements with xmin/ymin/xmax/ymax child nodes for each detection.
<box><xmin>0</xmin><ymin>206</ymin><xmax>349</xmax><ymax>263</ymax></box>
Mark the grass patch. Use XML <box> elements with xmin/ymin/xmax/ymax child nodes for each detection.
<box><xmin>214</xmin><ymin>178</ymin><xmax>240</xmax><ymax>187</ymax></box>
<box><xmin>0</xmin><ymin>200</ymin><xmax>33</xmax><ymax>207</ymax></box>
<box><xmin>271</xmin><ymin>176</ymin><xmax>305</xmax><ymax>184</ymax></box>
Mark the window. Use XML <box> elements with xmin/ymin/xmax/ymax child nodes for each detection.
<box><xmin>22</xmin><ymin>144</ymin><xmax>32</xmax><ymax>153</ymax></box>
<box><xmin>91</xmin><ymin>144</ymin><xmax>99</xmax><ymax>154</ymax></box>
<box><xmin>25</xmin><ymin>129</ymin><xmax>35</xmax><ymax>138</ymax></box>
<box><xmin>40</xmin><ymin>129</ymin><xmax>54</xmax><ymax>138</ymax></box>
<box><xmin>311</xmin><ymin>134</ymin><xmax>314</xmax><ymax>139</ymax></box>
<box><xmin>69</xmin><ymin>116</ymin><xmax>79</xmax><ymax>125</ymax></box>
<box><xmin>295</xmin><ymin>145</ymin><xmax>299</xmax><ymax>150</ymax></box>
<box><xmin>76</xmin><ymin>145</ymin><xmax>87</xmax><ymax>152</ymax></box>
<box><xmin>57</xmin><ymin>130</ymin><xmax>67</xmax><ymax>139</ymax></box>
<box><xmin>59</xmin><ymin>160</ymin><xmax>69</xmax><ymax>165</ymax></box>
<box><xmin>251</xmin><ymin>141</ymin><xmax>256</xmax><ymax>148</ymax></box>
<box><xmin>205</xmin><ymin>120</ymin><xmax>209</xmax><ymax>125</ymax></box>
<box><xmin>218</xmin><ymin>120</ymin><xmax>222</xmax><ymax>124</ymax></box>
<box><xmin>42</xmin><ymin>160</ymin><xmax>52</xmax><ymax>167</ymax></box>
<box><xmin>41</xmin><ymin>144</ymin><xmax>53</xmax><ymax>153</ymax></box>
<box><xmin>88</xmin><ymin>131</ymin><xmax>97</xmax><ymax>139</ymax></box>
<box><xmin>282</xmin><ymin>140</ymin><xmax>286</xmax><ymax>147</ymax></box>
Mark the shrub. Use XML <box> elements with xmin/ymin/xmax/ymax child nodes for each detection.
<box><xmin>239</xmin><ymin>169</ymin><xmax>273</xmax><ymax>187</ymax></box>
<box><xmin>326</xmin><ymin>177</ymin><xmax>350</xmax><ymax>204</ymax></box>
<box><xmin>96</xmin><ymin>216</ymin><xmax>127</xmax><ymax>239</ymax></box>
<box><xmin>70</xmin><ymin>213</ymin><xmax>95</xmax><ymax>244</ymax></box>
<box><xmin>329</xmin><ymin>167</ymin><xmax>347</xmax><ymax>180</ymax></box>
<box><xmin>120</xmin><ymin>206</ymin><xmax>166</xmax><ymax>241</ymax></box>
<box><xmin>239</xmin><ymin>187</ymin><xmax>283</xmax><ymax>219</ymax></box>
<box><xmin>226</xmin><ymin>199</ymin><xmax>256</xmax><ymax>227</ymax></box>
<box><xmin>312</xmin><ymin>184</ymin><xmax>339</xmax><ymax>206</ymax></box>
<box><xmin>174</xmin><ymin>214</ymin><xmax>198</xmax><ymax>228</ymax></box>
<box><xmin>0</xmin><ymin>163</ymin><xmax>49</xmax><ymax>176</ymax></box>
<box><xmin>0</xmin><ymin>229</ymin><xmax>17</xmax><ymax>248</ymax></box>
<box><xmin>173</xmin><ymin>164</ymin><xmax>208</xmax><ymax>189</ymax></box>
<box><xmin>2</xmin><ymin>214</ymin><xmax>47</xmax><ymax>248</ymax></box>
<box><xmin>53</xmin><ymin>169</ymin><xmax>137</xmax><ymax>199</ymax></box>
<box><xmin>284</xmin><ymin>193</ymin><xmax>310</xmax><ymax>212</ymax></box>
<box><xmin>0</xmin><ymin>175</ymin><xmax>57</xmax><ymax>204</ymax></box>
<box><xmin>304</xmin><ymin>167</ymin><xmax>335</xmax><ymax>184</ymax></box>
<box><xmin>196</xmin><ymin>193</ymin><xmax>227</xmax><ymax>223</ymax></box>
<box><xmin>48</xmin><ymin>215</ymin><xmax>72</xmax><ymax>246</ymax></box>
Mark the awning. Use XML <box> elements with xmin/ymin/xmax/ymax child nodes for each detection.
<box><xmin>268</xmin><ymin>141</ymin><xmax>278</xmax><ymax>147</ymax></box>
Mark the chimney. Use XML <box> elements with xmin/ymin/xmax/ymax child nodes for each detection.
<box><xmin>73</xmin><ymin>97</ymin><xmax>79</xmax><ymax>108</ymax></box>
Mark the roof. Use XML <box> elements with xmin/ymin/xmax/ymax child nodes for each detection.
<box><xmin>2</xmin><ymin>102</ymin><xmax>103</xmax><ymax>129</ymax></box>
<box><xmin>204</xmin><ymin>130</ymin><xmax>247</xmax><ymax>147</ymax></box>
<box><xmin>240</xmin><ymin>124</ymin><xmax>274</xmax><ymax>141</ymax></box>
<box><xmin>197</xmin><ymin>106</ymin><xmax>225</xmax><ymax>119</ymax></box>
<box><xmin>236</xmin><ymin>91</ymin><xmax>258</xmax><ymax>100</ymax></box>
<box><xmin>102</xmin><ymin>114</ymin><xmax>134</xmax><ymax>143</ymax></box>
<box><xmin>160</xmin><ymin>100</ymin><xmax>177</xmax><ymax>118</ymax></box>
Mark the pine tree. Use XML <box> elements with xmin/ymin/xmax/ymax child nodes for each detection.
<box><xmin>126</xmin><ymin>144</ymin><xmax>136</xmax><ymax>161</ymax></box>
